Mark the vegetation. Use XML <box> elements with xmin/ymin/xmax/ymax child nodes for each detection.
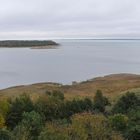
<box><xmin>0</xmin><ymin>89</ymin><xmax>139</xmax><ymax>140</ymax></box>
<box><xmin>0</xmin><ymin>40</ymin><xmax>58</xmax><ymax>47</ymax></box>
<box><xmin>1</xmin><ymin>73</ymin><xmax>140</xmax><ymax>100</ymax></box>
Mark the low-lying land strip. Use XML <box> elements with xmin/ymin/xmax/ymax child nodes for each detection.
<box><xmin>0</xmin><ymin>40</ymin><xmax>58</xmax><ymax>48</ymax></box>
<box><xmin>0</xmin><ymin>73</ymin><xmax>140</xmax><ymax>100</ymax></box>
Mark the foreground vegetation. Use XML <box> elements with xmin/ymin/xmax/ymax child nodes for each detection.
<box><xmin>0</xmin><ymin>89</ymin><xmax>139</xmax><ymax>140</ymax></box>
<box><xmin>0</xmin><ymin>40</ymin><xmax>58</xmax><ymax>47</ymax></box>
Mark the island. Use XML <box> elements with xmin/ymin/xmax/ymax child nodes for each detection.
<box><xmin>0</xmin><ymin>40</ymin><xmax>59</xmax><ymax>48</ymax></box>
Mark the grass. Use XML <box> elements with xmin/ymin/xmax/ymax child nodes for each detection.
<box><xmin>0</xmin><ymin>73</ymin><xmax>140</xmax><ymax>100</ymax></box>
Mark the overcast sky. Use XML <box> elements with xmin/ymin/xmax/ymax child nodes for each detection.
<box><xmin>0</xmin><ymin>0</ymin><xmax>140</xmax><ymax>39</ymax></box>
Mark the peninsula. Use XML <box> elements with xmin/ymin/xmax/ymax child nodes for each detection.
<box><xmin>0</xmin><ymin>40</ymin><xmax>58</xmax><ymax>48</ymax></box>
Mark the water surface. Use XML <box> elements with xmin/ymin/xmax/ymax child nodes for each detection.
<box><xmin>0</xmin><ymin>39</ymin><xmax>140</xmax><ymax>89</ymax></box>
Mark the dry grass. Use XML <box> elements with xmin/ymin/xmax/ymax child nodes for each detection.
<box><xmin>0</xmin><ymin>73</ymin><xmax>140</xmax><ymax>100</ymax></box>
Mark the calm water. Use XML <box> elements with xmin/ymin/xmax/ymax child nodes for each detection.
<box><xmin>0</xmin><ymin>39</ymin><xmax>140</xmax><ymax>89</ymax></box>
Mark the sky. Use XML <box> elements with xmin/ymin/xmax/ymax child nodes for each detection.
<box><xmin>0</xmin><ymin>0</ymin><xmax>140</xmax><ymax>39</ymax></box>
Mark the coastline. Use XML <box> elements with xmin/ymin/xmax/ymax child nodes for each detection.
<box><xmin>1</xmin><ymin>73</ymin><xmax>140</xmax><ymax>99</ymax></box>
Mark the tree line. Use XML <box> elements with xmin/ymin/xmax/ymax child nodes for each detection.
<box><xmin>0</xmin><ymin>40</ymin><xmax>58</xmax><ymax>47</ymax></box>
<box><xmin>0</xmin><ymin>90</ymin><xmax>139</xmax><ymax>140</ymax></box>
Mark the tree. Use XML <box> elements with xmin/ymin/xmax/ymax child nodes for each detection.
<box><xmin>13</xmin><ymin>124</ymin><xmax>30</xmax><ymax>140</ymax></box>
<box><xmin>124</xmin><ymin>125</ymin><xmax>140</xmax><ymax>140</ymax></box>
<box><xmin>124</xmin><ymin>107</ymin><xmax>140</xmax><ymax>140</ymax></box>
<box><xmin>128</xmin><ymin>106</ymin><xmax>140</xmax><ymax>124</ymax></box>
<box><xmin>38</xmin><ymin>123</ymin><xmax>68</xmax><ymax>140</ymax></box>
<box><xmin>93</xmin><ymin>90</ymin><xmax>110</xmax><ymax>112</ymax></box>
<box><xmin>62</xmin><ymin>98</ymin><xmax>94</xmax><ymax>119</ymax></box>
<box><xmin>35</xmin><ymin>96</ymin><xmax>64</xmax><ymax>121</ymax></box>
<box><xmin>109</xmin><ymin>114</ymin><xmax>128</xmax><ymax>131</ymax></box>
<box><xmin>112</xmin><ymin>92</ymin><xmax>140</xmax><ymax>114</ymax></box>
<box><xmin>0</xmin><ymin>99</ymin><xmax>9</xmax><ymax>118</ymax></box>
<box><xmin>46</xmin><ymin>90</ymin><xmax>65</xmax><ymax>101</ymax></box>
<box><xmin>6</xmin><ymin>94</ymin><xmax>34</xmax><ymax>129</ymax></box>
<box><xmin>0</xmin><ymin>114</ymin><xmax>5</xmax><ymax>129</ymax></box>
<box><xmin>69</xmin><ymin>113</ymin><xmax>123</xmax><ymax>140</ymax></box>
<box><xmin>19</xmin><ymin>111</ymin><xmax>43</xmax><ymax>140</ymax></box>
<box><xmin>0</xmin><ymin>129</ymin><xmax>14</xmax><ymax>140</ymax></box>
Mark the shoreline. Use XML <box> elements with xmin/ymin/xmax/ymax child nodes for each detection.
<box><xmin>1</xmin><ymin>73</ymin><xmax>140</xmax><ymax>100</ymax></box>
<box><xmin>0</xmin><ymin>73</ymin><xmax>140</xmax><ymax>90</ymax></box>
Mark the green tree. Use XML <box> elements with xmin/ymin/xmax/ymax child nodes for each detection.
<box><xmin>6</xmin><ymin>94</ymin><xmax>34</xmax><ymax>129</ymax></box>
<box><xmin>46</xmin><ymin>90</ymin><xmax>65</xmax><ymax>101</ymax></box>
<box><xmin>13</xmin><ymin>124</ymin><xmax>30</xmax><ymax>140</ymax></box>
<box><xmin>124</xmin><ymin>107</ymin><xmax>140</xmax><ymax>140</ymax></box>
<box><xmin>109</xmin><ymin>114</ymin><xmax>128</xmax><ymax>131</ymax></box>
<box><xmin>35</xmin><ymin>96</ymin><xmax>64</xmax><ymax>121</ymax></box>
<box><xmin>124</xmin><ymin>125</ymin><xmax>140</xmax><ymax>140</ymax></box>
<box><xmin>0</xmin><ymin>129</ymin><xmax>14</xmax><ymax>140</ymax></box>
<box><xmin>93</xmin><ymin>90</ymin><xmax>110</xmax><ymax>112</ymax></box>
<box><xmin>127</xmin><ymin>106</ymin><xmax>140</xmax><ymax>123</ymax></box>
<box><xmin>112</xmin><ymin>92</ymin><xmax>140</xmax><ymax>114</ymax></box>
<box><xmin>20</xmin><ymin>111</ymin><xmax>43</xmax><ymax>140</ymax></box>
<box><xmin>38</xmin><ymin>123</ymin><xmax>68</xmax><ymax>140</ymax></box>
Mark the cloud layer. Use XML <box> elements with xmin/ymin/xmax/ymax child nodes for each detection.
<box><xmin>0</xmin><ymin>0</ymin><xmax>140</xmax><ymax>39</ymax></box>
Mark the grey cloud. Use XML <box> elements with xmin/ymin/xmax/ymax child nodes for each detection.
<box><xmin>0</xmin><ymin>0</ymin><xmax>140</xmax><ymax>39</ymax></box>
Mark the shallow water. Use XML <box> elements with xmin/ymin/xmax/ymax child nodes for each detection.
<box><xmin>0</xmin><ymin>39</ymin><xmax>140</xmax><ymax>89</ymax></box>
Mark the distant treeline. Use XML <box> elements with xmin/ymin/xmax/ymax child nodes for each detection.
<box><xmin>0</xmin><ymin>40</ymin><xmax>58</xmax><ymax>47</ymax></box>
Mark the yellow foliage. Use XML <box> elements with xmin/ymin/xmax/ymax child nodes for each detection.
<box><xmin>0</xmin><ymin>99</ymin><xmax>9</xmax><ymax>117</ymax></box>
<box><xmin>0</xmin><ymin>114</ymin><xmax>5</xmax><ymax>128</ymax></box>
<box><xmin>70</xmin><ymin>113</ymin><xmax>124</xmax><ymax>140</ymax></box>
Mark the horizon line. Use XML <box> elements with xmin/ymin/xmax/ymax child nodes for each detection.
<box><xmin>1</xmin><ymin>38</ymin><xmax>140</xmax><ymax>41</ymax></box>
